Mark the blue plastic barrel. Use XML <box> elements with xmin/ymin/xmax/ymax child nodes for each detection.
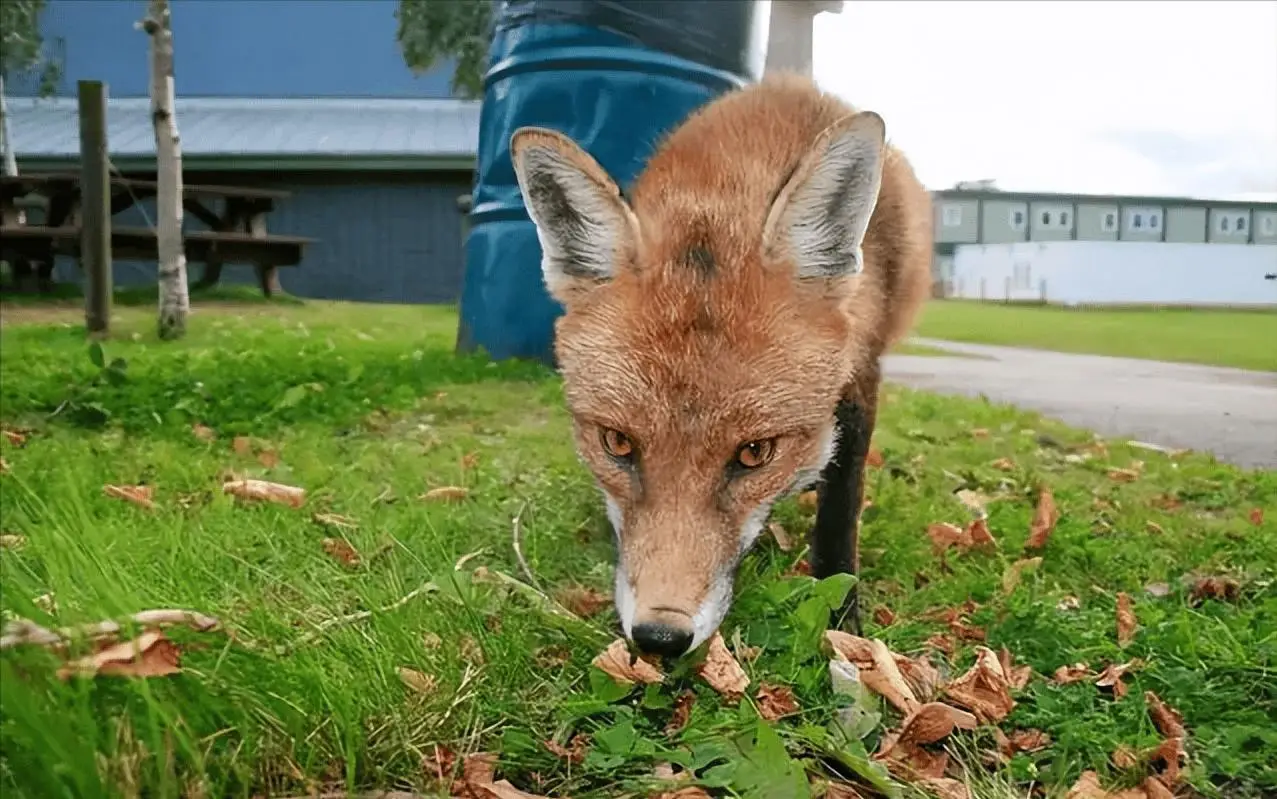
<box><xmin>455</xmin><ymin>0</ymin><xmax>769</xmax><ymax>365</ymax></box>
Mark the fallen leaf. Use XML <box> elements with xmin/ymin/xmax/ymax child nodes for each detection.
<box><xmin>103</xmin><ymin>484</ymin><xmax>156</xmax><ymax>510</ymax></box>
<box><xmin>1248</xmin><ymin>507</ymin><xmax>1264</xmax><ymax>526</ymax></box>
<box><xmin>0</xmin><ymin>534</ymin><xmax>27</xmax><ymax>550</ymax></box>
<box><xmin>924</xmin><ymin>634</ymin><xmax>957</xmax><ymax>657</ymax></box>
<box><xmin>459</xmin><ymin>635</ymin><xmax>485</xmax><ymax>666</ymax></box>
<box><xmin>312</xmin><ymin>512</ymin><xmax>358</xmax><ymax>531</ymax></box>
<box><xmin>651</xmin><ymin>788</ymin><xmax>712</xmax><ymax>799</ymax></box>
<box><xmin>1107</xmin><ymin>467</ymin><xmax>1141</xmax><ymax>483</ymax></box>
<box><xmin>943</xmin><ymin>646</ymin><xmax>1015</xmax><ymax>723</ymax></box>
<box><xmin>222</xmin><ymin>478</ymin><xmax>305</xmax><ymax>508</ymax></box>
<box><xmin>1142</xmin><ymin>777</ymin><xmax>1175</xmax><ymax>799</ymax></box>
<box><xmin>697</xmin><ymin>631</ymin><xmax>749</xmax><ymax>699</ymax></box>
<box><xmin>398</xmin><ymin>666</ymin><xmax>437</xmax><ymax>695</ymax></box>
<box><xmin>1144</xmin><ymin>582</ymin><xmax>1171</xmax><ymax>598</ymax></box>
<box><xmin>421</xmin><ymin>744</ymin><xmax>457</xmax><ymax>787</ymax></box>
<box><xmin>543</xmin><ymin>733</ymin><xmax>590</xmax><ymax>764</ymax></box>
<box><xmin>231</xmin><ymin>436</ymin><xmax>252</xmax><ymax>455</ymax></box>
<box><xmin>822</xmin><ymin>784</ymin><xmax>867</xmax><ymax>799</ymax></box>
<box><xmin>1057</xmin><ymin>595</ymin><xmax>1081</xmax><ymax>611</ymax></box>
<box><xmin>1116</xmin><ymin>592</ymin><xmax>1137</xmax><ymax>647</ymax></box>
<box><xmin>1025</xmin><ymin>487</ymin><xmax>1058</xmax><ymax>549</ymax></box>
<box><xmin>896</xmin><ymin>654</ymin><xmax>943</xmax><ymax>702</ymax></box>
<box><xmin>970</xmin><ymin>428</ymin><xmax>990</xmax><ymax>439</ymax></box>
<box><xmin>664</xmin><ymin>690</ymin><xmax>695</xmax><ymax>737</ymax></box>
<box><xmin>1005</xmin><ymin>729</ymin><xmax>1051</xmax><ymax>752</ymax></box>
<box><xmin>787</xmin><ymin>558</ymin><xmax>812</xmax><ymax>577</ymax></box>
<box><xmin>1144</xmin><ymin>691</ymin><xmax>1186</xmax><ymax>740</ymax></box>
<box><xmin>920</xmin><ymin>777</ymin><xmax>970</xmax><ymax>799</ymax></box>
<box><xmin>1051</xmin><ymin>663</ymin><xmax>1093</xmax><ymax>684</ymax></box>
<box><xmin>767</xmin><ymin>521</ymin><xmax>794</xmax><ymax>552</ymax></box>
<box><xmin>553</xmin><ymin>585</ymin><xmax>611</xmax><ymax>618</ymax></box>
<box><xmin>1189</xmin><ymin>575</ymin><xmax>1240</xmax><ymax>603</ymax></box>
<box><xmin>927</xmin><ymin>522</ymin><xmax>966</xmax><ymax>554</ymax></box>
<box><xmin>998</xmin><ymin>647</ymin><xmax>1034</xmax><ymax>691</ymax></box>
<box><xmin>1145</xmin><ymin>521</ymin><xmax>1165</xmax><ymax>535</ymax></box>
<box><xmin>948</xmin><ymin>618</ymin><xmax>986</xmax><ymax>642</ymax></box>
<box><xmin>1002</xmin><ymin>557</ymin><xmax>1043</xmax><ymax>594</ymax></box>
<box><xmin>591</xmin><ymin>638</ymin><xmax>664</xmax><ymax>685</ymax></box>
<box><xmin>873</xmin><ymin>606</ymin><xmax>896</xmax><ymax>626</ymax></box>
<box><xmin>462</xmin><ymin>752</ymin><xmax>497</xmax><ymax>786</ymax></box>
<box><xmin>1095</xmin><ymin>660</ymin><xmax>1142</xmax><ymax>700</ymax></box>
<box><xmin>421</xmin><ymin>485</ymin><xmax>469</xmax><ymax>503</ymax></box>
<box><xmin>57</xmin><ymin>629</ymin><xmax>181</xmax><ymax>679</ymax></box>
<box><xmin>190</xmin><ymin>424</ymin><xmax>216</xmax><ymax>442</ymax></box>
<box><xmin>1148</xmin><ymin>735</ymin><xmax>1186</xmax><ymax>789</ymax></box>
<box><xmin>321</xmin><ymin>538</ymin><xmax>361</xmax><ymax>567</ymax></box>
<box><xmin>898</xmin><ymin>702</ymin><xmax>978</xmax><ymax>746</ymax></box>
<box><xmin>798</xmin><ymin>490</ymin><xmax>818</xmax><ymax>511</ymax></box>
<box><xmin>256</xmin><ymin>448</ymin><xmax>280</xmax><ymax>468</ymax></box>
<box><xmin>754</xmin><ymin>682</ymin><xmax>800</xmax><ymax>721</ymax></box>
<box><xmin>0</xmin><ymin>456</ymin><xmax>8</xmax><ymax>473</ymax></box>
<box><xmin>1066</xmin><ymin>771</ymin><xmax>1108</xmax><ymax>799</ymax></box>
<box><xmin>1150</xmin><ymin>494</ymin><xmax>1183</xmax><ymax>511</ymax></box>
<box><xmin>461</xmin><ymin>451</ymin><xmax>481</xmax><ymax>470</ymax></box>
<box><xmin>1112</xmin><ymin>744</ymin><xmax>1141</xmax><ymax>769</ymax></box>
<box><xmin>990</xmin><ymin>457</ymin><xmax>1016</xmax><ymax>471</ymax></box>
<box><xmin>967</xmin><ymin>517</ymin><xmax>997</xmax><ymax>547</ymax></box>
<box><xmin>1</xmin><ymin>429</ymin><xmax>27</xmax><ymax>447</ymax></box>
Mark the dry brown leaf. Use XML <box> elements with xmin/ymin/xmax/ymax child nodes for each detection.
<box><xmin>1248</xmin><ymin>507</ymin><xmax>1264</xmax><ymax>526</ymax></box>
<box><xmin>1112</xmin><ymin>744</ymin><xmax>1141</xmax><ymax>769</ymax></box>
<box><xmin>1107</xmin><ymin>467</ymin><xmax>1141</xmax><ymax>483</ymax></box>
<box><xmin>1052</xmin><ymin>662</ymin><xmax>1093</xmax><ymax>684</ymax></box>
<box><xmin>312</xmin><ymin>512</ymin><xmax>358</xmax><ymax>531</ymax></box>
<box><xmin>1066</xmin><ymin>771</ymin><xmax>1108</xmax><ymax>799</ymax></box>
<box><xmin>927</xmin><ymin>522</ymin><xmax>967</xmax><ymax>554</ymax></box>
<box><xmin>651</xmin><ymin>788</ymin><xmax>713</xmax><ymax>799</ymax></box>
<box><xmin>1025</xmin><ymin>487</ymin><xmax>1058</xmax><ymax>549</ymax></box>
<box><xmin>191</xmin><ymin>423</ymin><xmax>216</xmax><ymax>442</ymax></box>
<box><xmin>767</xmin><ymin>521</ymin><xmax>794</xmax><ymax>552</ymax></box>
<box><xmin>543</xmin><ymin>732</ymin><xmax>590</xmax><ymax>764</ymax></box>
<box><xmin>664</xmin><ymin>690</ymin><xmax>695</xmax><ymax>737</ymax></box>
<box><xmin>1150</xmin><ymin>494</ymin><xmax>1183</xmax><ymax>511</ymax></box>
<box><xmin>864</xmin><ymin>639</ymin><xmax>922</xmax><ymax>714</ymax></box>
<box><xmin>104</xmin><ymin>484</ymin><xmax>156</xmax><ymax>510</ymax></box>
<box><xmin>875</xmin><ymin>735</ymin><xmax>950</xmax><ymax>782</ymax></box>
<box><xmin>943</xmin><ymin>646</ymin><xmax>1015</xmax><ymax>723</ymax></box>
<box><xmin>1145</xmin><ymin>521</ymin><xmax>1165</xmax><ymax>535</ymax></box>
<box><xmin>920</xmin><ymin>777</ymin><xmax>970</xmax><ymax>799</ymax></box>
<box><xmin>786</xmin><ymin>558</ymin><xmax>812</xmax><ymax>577</ymax></box>
<box><xmin>823</xmin><ymin>783</ymin><xmax>867</xmax><ymax>799</ymax></box>
<box><xmin>873</xmin><ymin>606</ymin><xmax>896</xmax><ymax>626</ymax></box>
<box><xmin>990</xmin><ymin>456</ymin><xmax>1016</xmax><ymax>471</ymax></box>
<box><xmin>421</xmin><ymin>485</ymin><xmax>469</xmax><ymax>503</ymax></box>
<box><xmin>0</xmin><ymin>456</ymin><xmax>8</xmax><ymax>473</ymax></box>
<box><xmin>1002</xmin><ymin>556</ymin><xmax>1043</xmax><ymax>594</ymax></box>
<box><xmin>231</xmin><ymin>435</ymin><xmax>252</xmax><ymax>455</ymax></box>
<box><xmin>553</xmin><ymin>585</ymin><xmax>611</xmax><ymax>618</ymax></box>
<box><xmin>754</xmin><ymin>682</ymin><xmax>800</xmax><ymax>721</ymax></box>
<box><xmin>1148</xmin><ymin>736</ymin><xmax>1186</xmax><ymax>788</ymax></box>
<box><xmin>1142</xmin><ymin>777</ymin><xmax>1175</xmax><ymax>799</ymax></box>
<box><xmin>1058</xmin><ymin>595</ymin><xmax>1082</xmax><ymax>610</ymax></box>
<box><xmin>461</xmin><ymin>451</ymin><xmax>481</xmax><ymax>470</ymax></box>
<box><xmin>896</xmin><ymin>654</ymin><xmax>943</xmax><ymax>702</ymax></box>
<box><xmin>1116</xmin><ymin>592</ymin><xmax>1137</xmax><ymax>647</ymax></box>
<box><xmin>591</xmin><ymin>638</ymin><xmax>664</xmax><ymax>685</ymax></box>
<box><xmin>866</xmin><ymin>448</ymin><xmax>885</xmax><ymax>468</ymax></box>
<box><xmin>897</xmin><ymin>702</ymin><xmax>978</xmax><ymax>746</ymax></box>
<box><xmin>398</xmin><ymin>666</ymin><xmax>437</xmax><ymax>695</ymax></box>
<box><xmin>222</xmin><ymin>478</ymin><xmax>305</xmax><ymax>508</ymax></box>
<box><xmin>1144</xmin><ymin>582</ymin><xmax>1171</xmax><ymax>598</ymax></box>
<box><xmin>1145</xmin><ymin>691</ymin><xmax>1186</xmax><ymax>740</ymax></box>
<box><xmin>798</xmin><ymin>490</ymin><xmax>818</xmax><ymax>511</ymax></box>
<box><xmin>967</xmin><ymin>517</ymin><xmax>997</xmax><ymax>547</ymax></box>
<box><xmin>1005</xmin><ymin>729</ymin><xmax>1051</xmax><ymax>752</ymax></box>
<box><xmin>824</xmin><ymin>631</ymin><xmax>877</xmax><ymax>666</ymax></box>
<box><xmin>948</xmin><ymin>618</ymin><xmax>986</xmax><ymax>642</ymax></box>
<box><xmin>256</xmin><ymin>448</ymin><xmax>280</xmax><ymax>468</ymax></box>
<box><xmin>0</xmin><ymin>534</ymin><xmax>27</xmax><ymax>550</ymax></box>
<box><xmin>460</xmin><ymin>635</ymin><xmax>485</xmax><ymax>665</ymax></box>
<box><xmin>1095</xmin><ymin>660</ymin><xmax>1142</xmax><ymax>700</ymax></box>
<box><xmin>462</xmin><ymin>751</ymin><xmax>497</xmax><ymax>786</ymax></box>
<box><xmin>322</xmin><ymin>537</ymin><xmax>361</xmax><ymax>567</ymax></box>
<box><xmin>1189</xmin><ymin>575</ymin><xmax>1240</xmax><ymax>603</ymax></box>
<box><xmin>970</xmin><ymin>428</ymin><xmax>990</xmax><ymax>439</ymax></box>
<box><xmin>57</xmin><ymin>629</ymin><xmax>181</xmax><ymax>679</ymax></box>
<box><xmin>998</xmin><ymin>647</ymin><xmax>1033</xmax><ymax>691</ymax></box>
<box><xmin>697</xmin><ymin>631</ymin><xmax>749</xmax><ymax>699</ymax></box>
<box><xmin>924</xmin><ymin>634</ymin><xmax>957</xmax><ymax>657</ymax></box>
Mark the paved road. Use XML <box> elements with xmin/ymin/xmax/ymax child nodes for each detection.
<box><xmin>882</xmin><ymin>339</ymin><xmax>1277</xmax><ymax>471</ymax></box>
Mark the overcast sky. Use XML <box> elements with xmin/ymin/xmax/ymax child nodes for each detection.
<box><xmin>812</xmin><ymin>0</ymin><xmax>1277</xmax><ymax>200</ymax></box>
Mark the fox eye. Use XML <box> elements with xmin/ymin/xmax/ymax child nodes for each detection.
<box><xmin>600</xmin><ymin>428</ymin><xmax>635</xmax><ymax>460</ymax></box>
<box><xmin>735</xmin><ymin>439</ymin><xmax>777</xmax><ymax>469</ymax></box>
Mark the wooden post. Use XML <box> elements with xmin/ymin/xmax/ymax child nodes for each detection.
<box><xmin>79</xmin><ymin>80</ymin><xmax>112</xmax><ymax>337</ymax></box>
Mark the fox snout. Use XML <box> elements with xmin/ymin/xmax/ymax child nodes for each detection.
<box><xmin>629</xmin><ymin>610</ymin><xmax>695</xmax><ymax>659</ymax></box>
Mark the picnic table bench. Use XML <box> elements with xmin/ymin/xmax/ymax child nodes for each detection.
<box><xmin>1</xmin><ymin>173</ymin><xmax>315</xmax><ymax>296</ymax></box>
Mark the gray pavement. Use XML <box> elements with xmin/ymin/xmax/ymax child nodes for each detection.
<box><xmin>882</xmin><ymin>338</ymin><xmax>1277</xmax><ymax>471</ymax></box>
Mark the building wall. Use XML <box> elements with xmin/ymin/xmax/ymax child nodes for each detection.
<box><xmin>48</xmin><ymin>170</ymin><xmax>474</xmax><ymax>304</ymax></box>
<box><xmin>1256</xmin><ymin>211</ymin><xmax>1277</xmax><ymax>245</ymax></box>
<box><xmin>935</xmin><ymin>198</ymin><xmax>980</xmax><ymax>243</ymax></box>
<box><xmin>1077</xmin><ymin>203</ymin><xmax>1119</xmax><ymax>241</ymax></box>
<box><xmin>950</xmin><ymin>241</ymin><xmax>1277</xmax><ymax>307</ymax></box>
<box><xmin>11</xmin><ymin>0</ymin><xmax>455</xmax><ymax>98</ymax></box>
<box><xmin>1209</xmin><ymin>208</ymin><xmax>1252</xmax><ymax>244</ymax></box>
<box><xmin>1028</xmin><ymin>201</ymin><xmax>1074</xmax><ymax>242</ymax></box>
<box><xmin>980</xmin><ymin>200</ymin><xmax>1027</xmax><ymax>243</ymax></box>
<box><xmin>1166</xmin><ymin>207</ymin><xmax>1206</xmax><ymax>243</ymax></box>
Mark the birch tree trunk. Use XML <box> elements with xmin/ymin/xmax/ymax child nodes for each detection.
<box><xmin>141</xmin><ymin>0</ymin><xmax>188</xmax><ymax>340</ymax></box>
<box><xmin>0</xmin><ymin>75</ymin><xmax>19</xmax><ymax>179</ymax></box>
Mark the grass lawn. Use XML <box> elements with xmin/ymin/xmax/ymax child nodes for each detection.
<box><xmin>1</xmin><ymin>300</ymin><xmax>1273</xmax><ymax>799</ymax></box>
<box><xmin>912</xmin><ymin>301</ymin><xmax>1277</xmax><ymax>372</ymax></box>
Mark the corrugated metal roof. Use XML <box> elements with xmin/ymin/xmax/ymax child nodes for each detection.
<box><xmin>7</xmin><ymin>96</ymin><xmax>481</xmax><ymax>169</ymax></box>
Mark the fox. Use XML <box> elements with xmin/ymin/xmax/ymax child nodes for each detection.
<box><xmin>509</xmin><ymin>72</ymin><xmax>933</xmax><ymax>659</ymax></box>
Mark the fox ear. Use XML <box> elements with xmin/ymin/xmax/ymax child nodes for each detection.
<box><xmin>510</xmin><ymin>127</ymin><xmax>639</xmax><ymax>304</ymax></box>
<box><xmin>762</xmin><ymin>111</ymin><xmax>887</xmax><ymax>281</ymax></box>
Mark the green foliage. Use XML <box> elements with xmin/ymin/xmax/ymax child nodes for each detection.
<box><xmin>1</xmin><ymin>302</ymin><xmax>1275</xmax><ymax>798</ymax></box>
<box><xmin>0</xmin><ymin>0</ymin><xmax>62</xmax><ymax>96</ymax></box>
<box><xmin>395</xmin><ymin>0</ymin><xmax>494</xmax><ymax>99</ymax></box>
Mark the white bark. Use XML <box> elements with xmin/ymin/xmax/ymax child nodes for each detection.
<box><xmin>0</xmin><ymin>74</ymin><xmax>19</xmax><ymax>178</ymax></box>
<box><xmin>143</xmin><ymin>0</ymin><xmax>189</xmax><ymax>339</ymax></box>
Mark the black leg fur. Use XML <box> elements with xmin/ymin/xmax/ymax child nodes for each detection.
<box><xmin>810</xmin><ymin>397</ymin><xmax>875</xmax><ymax>636</ymax></box>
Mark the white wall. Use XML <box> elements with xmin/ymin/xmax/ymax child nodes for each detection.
<box><xmin>951</xmin><ymin>241</ymin><xmax>1277</xmax><ymax>307</ymax></box>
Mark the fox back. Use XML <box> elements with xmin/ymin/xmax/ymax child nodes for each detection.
<box><xmin>511</xmin><ymin>72</ymin><xmax>932</xmax><ymax>655</ymax></box>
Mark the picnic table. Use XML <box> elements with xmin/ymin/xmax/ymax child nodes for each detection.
<box><xmin>0</xmin><ymin>173</ymin><xmax>315</xmax><ymax>296</ymax></box>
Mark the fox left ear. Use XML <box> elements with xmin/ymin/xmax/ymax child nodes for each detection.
<box><xmin>510</xmin><ymin>127</ymin><xmax>640</xmax><ymax>304</ymax></box>
<box><xmin>762</xmin><ymin>111</ymin><xmax>887</xmax><ymax>281</ymax></box>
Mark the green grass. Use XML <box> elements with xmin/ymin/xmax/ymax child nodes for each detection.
<box><xmin>913</xmin><ymin>301</ymin><xmax>1277</xmax><ymax>372</ymax></box>
<box><xmin>1</xmin><ymin>301</ymin><xmax>1274</xmax><ymax>799</ymax></box>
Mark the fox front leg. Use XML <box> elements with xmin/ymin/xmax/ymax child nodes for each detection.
<box><xmin>809</xmin><ymin>388</ymin><xmax>878</xmax><ymax>636</ymax></box>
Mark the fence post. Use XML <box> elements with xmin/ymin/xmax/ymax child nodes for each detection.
<box><xmin>79</xmin><ymin>80</ymin><xmax>111</xmax><ymax>337</ymax></box>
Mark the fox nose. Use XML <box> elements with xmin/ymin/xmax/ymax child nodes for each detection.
<box><xmin>631</xmin><ymin>621</ymin><xmax>694</xmax><ymax>659</ymax></box>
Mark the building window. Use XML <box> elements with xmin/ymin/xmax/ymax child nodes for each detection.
<box><xmin>1040</xmin><ymin>211</ymin><xmax>1051</xmax><ymax>226</ymax></box>
<box><xmin>942</xmin><ymin>205</ymin><xmax>963</xmax><ymax>227</ymax></box>
<box><xmin>1236</xmin><ymin>216</ymin><xmax>1247</xmax><ymax>232</ymax></box>
<box><xmin>1101</xmin><ymin>212</ymin><xmax>1118</xmax><ymax>232</ymax></box>
<box><xmin>1263</xmin><ymin>215</ymin><xmax>1276</xmax><ymax>236</ymax></box>
<box><xmin>1010</xmin><ymin>209</ymin><xmax>1026</xmax><ymax>230</ymax></box>
<box><xmin>1149</xmin><ymin>213</ymin><xmax>1161</xmax><ymax>230</ymax></box>
<box><xmin>1218</xmin><ymin>214</ymin><xmax>1230</xmax><ymax>233</ymax></box>
<box><xmin>1127</xmin><ymin>206</ymin><xmax>1161</xmax><ymax>233</ymax></box>
<box><xmin>1132</xmin><ymin>213</ymin><xmax>1143</xmax><ymax>229</ymax></box>
<box><xmin>1059</xmin><ymin>211</ymin><xmax>1071</xmax><ymax>228</ymax></box>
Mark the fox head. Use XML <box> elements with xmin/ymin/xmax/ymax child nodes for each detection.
<box><xmin>510</xmin><ymin>109</ymin><xmax>887</xmax><ymax>658</ymax></box>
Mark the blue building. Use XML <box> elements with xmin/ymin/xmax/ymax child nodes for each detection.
<box><xmin>6</xmin><ymin>0</ymin><xmax>478</xmax><ymax>303</ymax></box>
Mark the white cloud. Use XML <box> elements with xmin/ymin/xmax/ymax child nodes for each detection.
<box><xmin>813</xmin><ymin>0</ymin><xmax>1277</xmax><ymax>199</ymax></box>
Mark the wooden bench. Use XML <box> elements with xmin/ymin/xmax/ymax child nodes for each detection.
<box><xmin>1</xmin><ymin>173</ymin><xmax>315</xmax><ymax>296</ymax></box>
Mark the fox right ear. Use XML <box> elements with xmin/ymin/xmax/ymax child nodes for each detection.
<box><xmin>510</xmin><ymin>127</ymin><xmax>639</xmax><ymax>304</ymax></box>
